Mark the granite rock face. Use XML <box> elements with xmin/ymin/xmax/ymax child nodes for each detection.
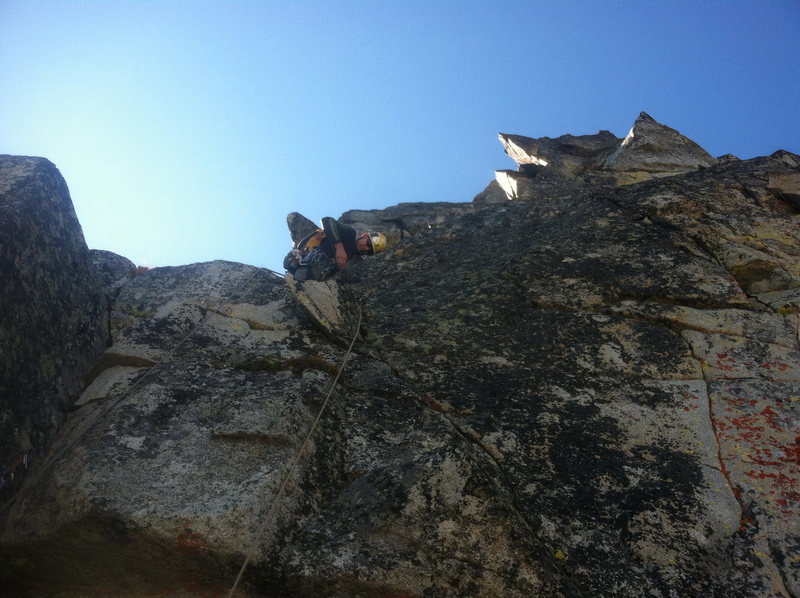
<box><xmin>1</xmin><ymin>117</ymin><xmax>799</xmax><ymax>598</ymax></box>
<box><xmin>89</xmin><ymin>249</ymin><xmax>136</xmax><ymax>303</ymax></box>
<box><xmin>0</xmin><ymin>156</ymin><xmax>107</xmax><ymax>499</ymax></box>
<box><xmin>498</xmin><ymin>128</ymin><xmax>621</xmax><ymax>178</ymax></box>
<box><xmin>497</xmin><ymin>112</ymin><xmax>718</xmax><ymax>193</ymax></box>
<box><xmin>340</xmin><ymin>201</ymin><xmax>475</xmax><ymax>244</ymax></box>
<box><xmin>602</xmin><ymin>111</ymin><xmax>717</xmax><ymax>183</ymax></box>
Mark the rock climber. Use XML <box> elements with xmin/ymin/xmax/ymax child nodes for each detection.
<box><xmin>284</xmin><ymin>216</ymin><xmax>387</xmax><ymax>281</ymax></box>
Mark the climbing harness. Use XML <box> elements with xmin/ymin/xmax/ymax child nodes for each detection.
<box><xmin>0</xmin><ymin>265</ymin><xmax>268</xmax><ymax>516</ymax></box>
<box><xmin>226</xmin><ymin>305</ymin><xmax>362</xmax><ymax>598</ymax></box>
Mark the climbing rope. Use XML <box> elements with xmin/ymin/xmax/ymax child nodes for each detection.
<box><xmin>0</xmin><ymin>265</ymin><xmax>268</xmax><ymax>516</ymax></box>
<box><xmin>226</xmin><ymin>305</ymin><xmax>362</xmax><ymax>598</ymax></box>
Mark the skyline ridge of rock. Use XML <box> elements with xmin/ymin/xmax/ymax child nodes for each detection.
<box><xmin>1</xmin><ymin>112</ymin><xmax>799</xmax><ymax>597</ymax></box>
<box><xmin>496</xmin><ymin>111</ymin><xmax>720</xmax><ymax>197</ymax></box>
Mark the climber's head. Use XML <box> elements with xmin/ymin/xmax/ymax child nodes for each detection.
<box><xmin>357</xmin><ymin>232</ymin><xmax>387</xmax><ymax>255</ymax></box>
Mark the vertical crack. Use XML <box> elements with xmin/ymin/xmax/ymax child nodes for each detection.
<box><xmin>686</xmin><ymin>341</ymin><xmax>749</xmax><ymax>527</ymax></box>
<box><xmin>704</xmin><ymin>377</ymin><xmax>746</xmax><ymax>521</ymax></box>
<box><xmin>690</xmin><ymin>338</ymin><xmax>799</xmax><ymax>595</ymax></box>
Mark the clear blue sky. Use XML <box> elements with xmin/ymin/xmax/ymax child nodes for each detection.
<box><xmin>1</xmin><ymin>1</ymin><xmax>798</xmax><ymax>272</ymax></box>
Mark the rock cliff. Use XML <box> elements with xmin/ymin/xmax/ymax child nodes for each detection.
<box><xmin>0</xmin><ymin>156</ymin><xmax>108</xmax><ymax>499</ymax></box>
<box><xmin>1</xmin><ymin>114</ymin><xmax>799</xmax><ymax>598</ymax></box>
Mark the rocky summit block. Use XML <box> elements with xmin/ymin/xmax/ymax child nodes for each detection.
<box><xmin>497</xmin><ymin>112</ymin><xmax>718</xmax><ymax>197</ymax></box>
<box><xmin>1</xmin><ymin>120</ymin><xmax>799</xmax><ymax>598</ymax></box>
<box><xmin>0</xmin><ymin>156</ymin><xmax>107</xmax><ymax>500</ymax></box>
<box><xmin>602</xmin><ymin>112</ymin><xmax>717</xmax><ymax>183</ymax></box>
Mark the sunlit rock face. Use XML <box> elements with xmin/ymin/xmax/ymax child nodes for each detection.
<box><xmin>497</xmin><ymin>112</ymin><xmax>718</xmax><ymax>191</ymax></box>
<box><xmin>602</xmin><ymin>112</ymin><xmax>717</xmax><ymax>183</ymax></box>
<box><xmin>1</xmin><ymin>115</ymin><xmax>799</xmax><ymax>598</ymax></box>
<box><xmin>499</xmin><ymin>128</ymin><xmax>621</xmax><ymax>178</ymax></box>
<box><xmin>0</xmin><ymin>156</ymin><xmax>107</xmax><ymax>498</ymax></box>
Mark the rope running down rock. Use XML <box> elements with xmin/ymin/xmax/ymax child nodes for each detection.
<box><xmin>226</xmin><ymin>304</ymin><xmax>363</xmax><ymax>598</ymax></box>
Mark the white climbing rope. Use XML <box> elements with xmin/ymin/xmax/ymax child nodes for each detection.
<box><xmin>226</xmin><ymin>305</ymin><xmax>363</xmax><ymax>598</ymax></box>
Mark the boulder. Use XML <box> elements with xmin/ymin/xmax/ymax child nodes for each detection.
<box><xmin>284</xmin><ymin>273</ymin><xmax>362</xmax><ymax>344</ymax></box>
<box><xmin>767</xmin><ymin>168</ymin><xmax>800</xmax><ymax>211</ymax></box>
<box><xmin>0</xmin><ymin>156</ymin><xmax>107</xmax><ymax>499</ymax></box>
<box><xmin>495</xmin><ymin>165</ymin><xmax>584</xmax><ymax>202</ymax></box>
<box><xmin>1</xmin><ymin>262</ymin><xmax>315</xmax><ymax>595</ymax></box>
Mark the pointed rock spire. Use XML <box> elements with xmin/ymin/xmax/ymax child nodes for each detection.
<box><xmin>496</xmin><ymin>112</ymin><xmax>718</xmax><ymax>192</ymax></box>
<box><xmin>602</xmin><ymin>112</ymin><xmax>716</xmax><ymax>183</ymax></box>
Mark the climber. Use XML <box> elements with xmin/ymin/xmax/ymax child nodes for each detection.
<box><xmin>284</xmin><ymin>216</ymin><xmax>387</xmax><ymax>281</ymax></box>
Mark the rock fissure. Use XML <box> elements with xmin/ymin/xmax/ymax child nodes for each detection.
<box><xmin>705</xmin><ymin>377</ymin><xmax>747</xmax><ymax>521</ymax></box>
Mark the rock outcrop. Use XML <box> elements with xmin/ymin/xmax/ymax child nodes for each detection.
<box><xmin>1</xmin><ymin>115</ymin><xmax>799</xmax><ymax>598</ymax></box>
<box><xmin>90</xmin><ymin>248</ymin><xmax>136</xmax><ymax>303</ymax></box>
<box><xmin>602</xmin><ymin>112</ymin><xmax>717</xmax><ymax>183</ymax></box>
<box><xmin>496</xmin><ymin>112</ymin><xmax>718</xmax><ymax>195</ymax></box>
<box><xmin>0</xmin><ymin>156</ymin><xmax>107</xmax><ymax>499</ymax></box>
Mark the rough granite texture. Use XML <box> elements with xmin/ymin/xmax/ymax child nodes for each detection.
<box><xmin>0</xmin><ymin>156</ymin><xmax>107</xmax><ymax>499</ymax></box>
<box><xmin>1</xmin><ymin>115</ymin><xmax>799</xmax><ymax>598</ymax></box>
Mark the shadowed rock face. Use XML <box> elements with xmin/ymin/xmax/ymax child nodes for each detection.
<box><xmin>90</xmin><ymin>249</ymin><xmax>136</xmax><ymax>303</ymax></box>
<box><xmin>1</xmin><ymin>117</ymin><xmax>799</xmax><ymax>598</ymax></box>
<box><xmin>0</xmin><ymin>156</ymin><xmax>107</xmax><ymax>499</ymax></box>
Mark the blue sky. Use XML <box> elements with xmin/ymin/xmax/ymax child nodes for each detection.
<box><xmin>1</xmin><ymin>1</ymin><xmax>798</xmax><ymax>272</ymax></box>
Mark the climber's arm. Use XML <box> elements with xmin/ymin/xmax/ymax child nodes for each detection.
<box><xmin>322</xmin><ymin>217</ymin><xmax>349</xmax><ymax>269</ymax></box>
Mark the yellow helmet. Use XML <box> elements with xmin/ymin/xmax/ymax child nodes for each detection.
<box><xmin>367</xmin><ymin>232</ymin><xmax>387</xmax><ymax>254</ymax></box>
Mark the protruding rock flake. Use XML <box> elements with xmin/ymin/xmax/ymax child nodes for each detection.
<box><xmin>2</xmin><ymin>114</ymin><xmax>799</xmax><ymax>597</ymax></box>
